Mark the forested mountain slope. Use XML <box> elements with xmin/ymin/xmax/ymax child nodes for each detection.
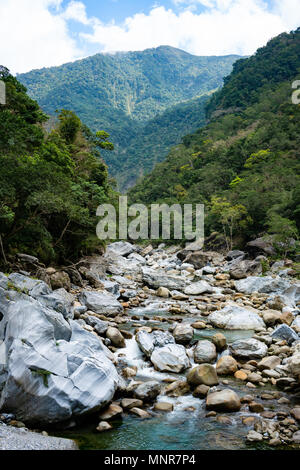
<box><xmin>0</xmin><ymin>66</ymin><xmax>116</xmax><ymax>264</ymax></box>
<box><xmin>129</xmin><ymin>29</ymin><xmax>300</xmax><ymax>251</ymax></box>
<box><xmin>18</xmin><ymin>47</ymin><xmax>240</xmax><ymax>190</ymax></box>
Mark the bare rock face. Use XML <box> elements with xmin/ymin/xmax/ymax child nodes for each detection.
<box><xmin>0</xmin><ymin>275</ymin><xmax>119</xmax><ymax>425</ymax></box>
<box><xmin>206</xmin><ymin>389</ymin><xmax>241</xmax><ymax>412</ymax></box>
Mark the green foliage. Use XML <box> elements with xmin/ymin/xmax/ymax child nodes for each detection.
<box><xmin>0</xmin><ymin>70</ymin><xmax>116</xmax><ymax>265</ymax></box>
<box><xmin>17</xmin><ymin>47</ymin><xmax>240</xmax><ymax>190</ymax></box>
<box><xmin>129</xmin><ymin>29</ymin><xmax>300</xmax><ymax>252</ymax></box>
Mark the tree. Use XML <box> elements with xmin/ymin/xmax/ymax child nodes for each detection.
<box><xmin>210</xmin><ymin>197</ymin><xmax>252</xmax><ymax>251</ymax></box>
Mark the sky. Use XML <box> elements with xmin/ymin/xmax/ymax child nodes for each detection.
<box><xmin>1</xmin><ymin>0</ymin><xmax>300</xmax><ymax>74</ymax></box>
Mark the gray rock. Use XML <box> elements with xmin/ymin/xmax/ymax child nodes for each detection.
<box><xmin>229</xmin><ymin>259</ymin><xmax>262</xmax><ymax>280</ymax></box>
<box><xmin>36</xmin><ymin>288</ymin><xmax>75</xmax><ymax>320</ymax></box>
<box><xmin>136</xmin><ymin>331</ymin><xmax>155</xmax><ymax>357</ymax></box>
<box><xmin>100</xmin><ymin>280</ymin><xmax>120</xmax><ymax>297</ymax></box>
<box><xmin>208</xmin><ymin>303</ymin><xmax>265</xmax><ymax>331</ymax></box>
<box><xmin>0</xmin><ymin>424</ymin><xmax>78</xmax><ymax>450</ymax></box>
<box><xmin>133</xmin><ymin>381</ymin><xmax>161</xmax><ymax>401</ymax></box>
<box><xmin>184</xmin><ymin>281</ymin><xmax>213</xmax><ymax>295</ymax></box>
<box><xmin>136</xmin><ymin>330</ymin><xmax>175</xmax><ymax>357</ymax></box>
<box><xmin>173</xmin><ymin>324</ymin><xmax>194</xmax><ymax>345</ymax></box>
<box><xmin>142</xmin><ymin>267</ymin><xmax>188</xmax><ymax>291</ymax></box>
<box><xmin>235</xmin><ymin>276</ymin><xmax>291</xmax><ymax>295</ymax></box>
<box><xmin>230</xmin><ymin>338</ymin><xmax>268</xmax><ymax>359</ymax></box>
<box><xmin>8</xmin><ymin>273</ymin><xmax>51</xmax><ymax>297</ymax></box>
<box><xmin>226</xmin><ymin>250</ymin><xmax>245</xmax><ymax>261</ymax></box>
<box><xmin>271</xmin><ymin>324</ymin><xmax>299</xmax><ymax>345</ymax></box>
<box><xmin>194</xmin><ymin>340</ymin><xmax>217</xmax><ymax>364</ymax></box>
<box><xmin>84</xmin><ymin>316</ymin><xmax>108</xmax><ymax>335</ymax></box>
<box><xmin>106</xmin><ymin>241</ymin><xmax>136</xmax><ymax>257</ymax></box>
<box><xmin>0</xmin><ymin>296</ymin><xmax>119</xmax><ymax>425</ymax></box>
<box><xmin>246</xmin><ymin>237</ymin><xmax>276</xmax><ymax>256</ymax></box>
<box><xmin>79</xmin><ymin>290</ymin><xmax>123</xmax><ymax>317</ymax></box>
<box><xmin>151</xmin><ymin>344</ymin><xmax>190</xmax><ymax>373</ymax></box>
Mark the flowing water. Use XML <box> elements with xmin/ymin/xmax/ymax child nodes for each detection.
<box><xmin>51</xmin><ymin>310</ymin><xmax>288</xmax><ymax>450</ymax></box>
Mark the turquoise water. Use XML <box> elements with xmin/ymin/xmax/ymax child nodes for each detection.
<box><xmin>50</xmin><ymin>311</ymin><xmax>293</xmax><ymax>451</ymax></box>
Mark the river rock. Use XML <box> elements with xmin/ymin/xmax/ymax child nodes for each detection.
<box><xmin>151</xmin><ymin>344</ymin><xmax>190</xmax><ymax>373</ymax></box>
<box><xmin>184</xmin><ymin>281</ymin><xmax>213</xmax><ymax>296</ymax></box>
<box><xmin>49</xmin><ymin>271</ymin><xmax>71</xmax><ymax>291</ymax></box>
<box><xmin>0</xmin><ymin>294</ymin><xmax>119</xmax><ymax>425</ymax></box>
<box><xmin>212</xmin><ymin>333</ymin><xmax>227</xmax><ymax>351</ymax></box>
<box><xmin>230</xmin><ymin>259</ymin><xmax>262</xmax><ymax>280</ymax></box>
<box><xmin>142</xmin><ymin>267</ymin><xmax>188</xmax><ymax>291</ymax></box>
<box><xmin>257</xmin><ymin>356</ymin><xmax>281</xmax><ymax>371</ymax></box>
<box><xmin>8</xmin><ymin>273</ymin><xmax>51</xmax><ymax>298</ymax></box>
<box><xmin>235</xmin><ymin>276</ymin><xmax>291</xmax><ymax>295</ymax></box>
<box><xmin>193</xmin><ymin>384</ymin><xmax>210</xmax><ymax>398</ymax></box>
<box><xmin>96</xmin><ymin>421</ymin><xmax>112</xmax><ymax>432</ymax></box>
<box><xmin>208</xmin><ymin>303</ymin><xmax>265</xmax><ymax>331</ymax></box>
<box><xmin>133</xmin><ymin>381</ymin><xmax>161</xmax><ymax>401</ymax></box>
<box><xmin>106</xmin><ymin>327</ymin><xmax>125</xmax><ymax>348</ymax></box>
<box><xmin>173</xmin><ymin>324</ymin><xmax>194</xmax><ymax>345</ymax></box>
<box><xmin>106</xmin><ymin>241</ymin><xmax>136</xmax><ymax>257</ymax></box>
<box><xmin>79</xmin><ymin>290</ymin><xmax>123</xmax><ymax>317</ymax></box>
<box><xmin>262</xmin><ymin>309</ymin><xmax>283</xmax><ymax>326</ymax></box>
<box><xmin>194</xmin><ymin>340</ymin><xmax>217</xmax><ymax>364</ymax></box>
<box><xmin>156</xmin><ymin>287</ymin><xmax>170</xmax><ymax>298</ymax></box>
<box><xmin>230</xmin><ymin>338</ymin><xmax>268</xmax><ymax>359</ymax></box>
<box><xmin>187</xmin><ymin>364</ymin><xmax>219</xmax><ymax>387</ymax></box>
<box><xmin>289</xmin><ymin>352</ymin><xmax>300</xmax><ymax>378</ymax></box>
<box><xmin>121</xmin><ymin>398</ymin><xmax>143</xmax><ymax>410</ymax></box>
<box><xmin>206</xmin><ymin>389</ymin><xmax>241</xmax><ymax>412</ymax></box>
<box><xmin>182</xmin><ymin>251</ymin><xmax>224</xmax><ymax>269</ymax></box>
<box><xmin>154</xmin><ymin>402</ymin><xmax>174</xmax><ymax>412</ymax></box>
<box><xmin>216</xmin><ymin>356</ymin><xmax>238</xmax><ymax>375</ymax></box>
<box><xmin>271</xmin><ymin>324</ymin><xmax>299</xmax><ymax>345</ymax></box>
<box><xmin>99</xmin><ymin>404</ymin><xmax>123</xmax><ymax>420</ymax></box>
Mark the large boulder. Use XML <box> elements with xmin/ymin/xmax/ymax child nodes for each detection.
<box><xmin>142</xmin><ymin>267</ymin><xmax>187</xmax><ymax>291</ymax></box>
<box><xmin>7</xmin><ymin>273</ymin><xmax>51</xmax><ymax>298</ymax></box>
<box><xmin>106</xmin><ymin>241</ymin><xmax>136</xmax><ymax>257</ymax></box>
<box><xmin>187</xmin><ymin>364</ymin><xmax>219</xmax><ymax>387</ymax></box>
<box><xmin>230</xmin><ymin>338</ymin><xmax>268</xmax><ymax>359</ymax></box>
<box><xmin>184</xmin><ymin>281</ymin><xmax>213</xmax><ymax>296</ymax></box>
<box><xmin>206</xmin><ymin>389</ymin><xmax>241</xmax><ymax>412</ymax></box>
<box><xmin>0</xmin><ymin>292</ymin><xmax>119</xmax><ymax>425</ymax></box>
<box><xmin>173</xmin><ymin>324</ymin><xmax>194</xmax><ymax>345</ymax></box>
<box><xmin>246</xmin><ymin>237</ymin><xmax>276</xmax><ymax>256</ymax></box>
<box><xmin>235</xmin><ymin>276</ymin><xmax>291</xmax><ymax>295</ymax></box>
<box><xmin>229</xmin><ymin>259</ymin><xmax>262</xmax><ymax>280</ymax></box>
<box><xmin>208</xmin><ymin>303</ymin><xmax>265</xmax><ymax>331</ymax></box>
<box><xmin>194</xmin><ymin>340</ymin><xmax>217</xmax><ymax>364</ymax></box>
<box><xmin>36</xmin><ymin>288</ymin><xmax>75</xmax><ymax>320</ymax></box>
<box><xmin>151</xmin><ymin>344</ymin><xmax>190</xmax><ymax>373</ymax></box>
<box><xmin>181</xmin><ymin>251</ymin><xmax>224</xmax><ymax>269</ymax></box>
<box><xmin>79</xmin><ymin>290</ymin><xmax>123</xmax><ymax>317</ymax></box>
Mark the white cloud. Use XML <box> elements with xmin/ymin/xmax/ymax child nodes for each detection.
<box><xmin>0</xmin><ymin>0</ymin><xmax>299</xmax><ymax>74</ymax></box>
<box><xmin>0</xmin><ymin>0</ymin><xmax>83</xmax><ymax>73</ymax></box>
<box><xmin>82</xmin><ymin>0</ymin><xmax>299</xmax><ymax>57</ymax></box>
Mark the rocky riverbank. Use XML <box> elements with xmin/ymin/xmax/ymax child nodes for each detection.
<box><xmin>0</xmin><ymin>243</ymin><xmax>299</xmax><ymax>449</ymax></box>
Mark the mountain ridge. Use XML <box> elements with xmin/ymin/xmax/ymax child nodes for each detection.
<box><xmin>17</xmin><ymin>46</ymin><xmax>241</xmax><ymax>190</ymax></box>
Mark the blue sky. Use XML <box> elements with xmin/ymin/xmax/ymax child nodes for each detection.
<box><xmin>1</xmin><ymin>0</ymin><xmax>299</xmax><ymax>73</ymax></box>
